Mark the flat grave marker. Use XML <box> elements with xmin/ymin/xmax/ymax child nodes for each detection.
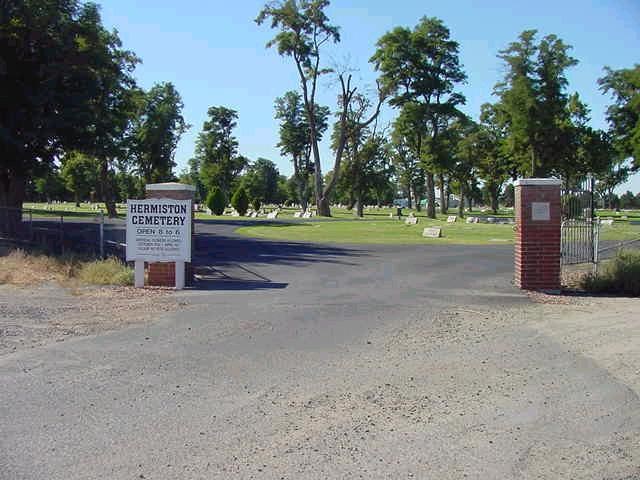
<box><xmin>422</xmin><ymin>227</ymin><xmax>442</xmax><ymax>238</ymax></box>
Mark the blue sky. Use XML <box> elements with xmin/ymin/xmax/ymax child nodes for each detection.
<box><xmin>100</xmin><ymin>0</ymin><xmax>640</xmax><ymax>193</ymax></box>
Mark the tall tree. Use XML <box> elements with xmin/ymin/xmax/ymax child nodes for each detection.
<box><xmin>331</xmin><ymin>94</ymin><xmax>387</xmax><ymax>217</ymax></box>
<box><xmin>494</xmin><ymin>30</ymin><xmax>578</xmax><ymax>177</ymax></box>
<box><xmin>256</xmin><ymin>0</ymin><xmax>383</xmax><ymax>216</ymax></box>
<box><xmin>474</xmin><ymin>103</ymin><xmax>511</xmax><ymax>213</ymax></box>
<box><xmin>242</xmin><ymin>158</ymin><xmax>281</xmax><ymax>206</ymax></box>
<box><xmin>598</xmin><ymin>64</ymin><xmax>640</xmax><ymax>170</ymax></box>
<box><xmin>195</xmin><ymin>106</ymin><xmax>247</xmax><ymax>197</ymax></box>
<box><xmin>133</xmin><ymin>82</ymin><xmax>189</xmax><ymax>184</ymax></box>
<box><xmin>274</xmin><ymin>91</ymin><xmax>329</xmax><ymax>211</ymax></box>
<box><xmin>0</xmin><ymin>0</ymin><xmax>138</xmax><ymax>221</ymax></box>
<box><xmin>371</xmin><ymin>17</ymin><xmax>467</xmax><ymax>218</ymax></box>
<box><xmin>389</xmin><ymin>123</ymin><xmax>424</xmax><ymax>210</ymax></box>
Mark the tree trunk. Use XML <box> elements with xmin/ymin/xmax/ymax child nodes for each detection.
<box><xmin>467</xmin><ymin>193</ymin><xmax>473</xmax><ymax>212</ymax></box>
<box><xmin>317</xmin><ymin>195</ymin><xmax>331</xmax><ymax>217</ymax></box>
<box><xmin>75</xmin><ymin>193</ymin><xmax>81</xmax><ymax>208</ymax></box>
<box><xmin>438</xmin><ymin>174</ymin><xmax>447</xmax><ymax>214</ymax></box>
<box><xmin>354</xmin><ymin>191</ymin><xmax>364</xmax><ymax>218</ymax></box>
<box><xmin>491</xmin><ymin>187</ymin><xmax>499</xmax><ymax>214</ymax></box>
<box><xmin>458</xmin><ymin>188</ymin><xmax>465</xmax><ymax>218</ymax></box>
<box><xmin>412</xmin><ymin>184</ymin><xmax>421</xmax><ymax>211</ymax></box>
<box><xmin>0</xmin><ymin>171</ymin><xmax>26</xmax><ymax>235</ymax></box>
<box><xmin>99</xmin><ymin>160</ymin><xmax>118</xmax><ymax>218</ymax></box>
<box><xmin>406</xmin><ymin>184</ymin><xmax>413</xmax><ymax>209</ymax></box>
<box><xmin>426</xmin><ymin>172</ymin><xmax>436</xmax><ymax>219</ymax></box>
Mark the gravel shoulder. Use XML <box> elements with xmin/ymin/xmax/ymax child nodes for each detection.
<box><xmin>0</xmin><ymin>284</ymin><xmax>182</xmax><ymax>357</ymax></box>
<box><xmin>1</xmin><ymin>287</ymin><xmax>638</xmax><ymax>479</ymax></box>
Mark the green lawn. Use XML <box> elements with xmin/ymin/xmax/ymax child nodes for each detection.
<box><xmin>237</xmin><ymin>218</ymin><xmax>515</xmax><ymax>245</ymax></box>
<box><xmin>599</xmin><ymin>221</ymin><xmax>640</xmax><ymax>241</ymax></box>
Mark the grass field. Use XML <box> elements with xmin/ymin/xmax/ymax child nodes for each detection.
<box><xmin>17</xmin><ymin>202</ymin><xmax>640</xmax><ymax>245</ymax></box>
<box><xmin>237</xmin><ymin>218</ymin><xmax>515</xmax><ymax>245</ymax></box>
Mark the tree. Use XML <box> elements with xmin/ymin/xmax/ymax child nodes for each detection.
<box><xmin>473</xmin><ymin>103</ymin><xmax>511</xmax><ymax>213</ymax></box>
<box><xmin>0</xmin><ymin>0</ymin><xmax>138</xmax><ymax>222</ymax></box>
<box><xmin>331</xmin><ymin>93</ymin><xmax>390</xmax><ymax>217</ymax></box>
<box><xmin>206</xmin><ymin>187</ymin><xmax>226</xmax><ymax>215</ymax></box>
<box><xmin>596</xmin><ymin>165</ymin><xmax>629</xmax><ymax>210</ymax></box>
<box><xmin>60</xmin><ymin>152</ymin><xmax>100</xmax><ymax>206</ymax></box>
<box><xmin>257</xmin><ymin>0</ymin><xmax>383</xmax><ymax>216</ymax></box>
<box><xmin>231</xmin><ymin>186</ymin><xmax>249</xmax><ymax>216</ymax></box>
<box><xmin>33</xmin><ymin>170</ymin><xmax>67</xmax><ymax>203</ymax></box>
<box><xmin>133</xmin><ymin>82</ymin><xmax>189</xmax><ymax>184</ymax></box>
<box><xmin>599</xmin><ymin>65</ymin><xmax>640</xmax><ymax>170</ymax></box>
<box><xmin>242</xmin><ymin>158</ymin><xmax>281</xmax><ymax>206</ymax></box>
<box><xmin>371</xmin><ymin>17</ymin><xmax>467</xmax><ymax>218</ymax></box>
<box><xmin>179</xmin><ymin>157</ymin><xmax>207</xmax><ymax>203</ymax></box>
<box><xmin>195</xmin><ymin>107</ymin><xmax>248</xmax><ymax>197</ymax></box>
<box><xmin>274</xmin><ymin>90</ymin><xmax>329</xmax><ymax>211</ymax></box>
<box><xmin>494</xmin><ymin>30</ymin><xmax>578</xmax><ymax>177</ymax></box>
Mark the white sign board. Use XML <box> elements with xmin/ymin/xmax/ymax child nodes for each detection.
<box><xmin>126</xmin><ymin>199</ymin><xmax>192</xmax><ymax>262</ymax></box>
<box><xmin>531</xmin><ymin>202</ymin><xmax>550</xmax><ymax>221</ymax></box>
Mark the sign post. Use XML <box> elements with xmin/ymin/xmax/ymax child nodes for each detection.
<box><xmin>126</xmin><ymin>198</ymin><xmax>192</xmax><ymax>289</ymax></box>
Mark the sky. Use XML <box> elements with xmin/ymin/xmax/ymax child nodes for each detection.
<box><xmin>100</xmin><ymin>0</ymin><xmax>640</xmax><ymax>193</ymax></box>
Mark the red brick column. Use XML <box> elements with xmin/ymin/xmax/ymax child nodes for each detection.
<box><xmin>145</xmin><ymin>182</ymin><xmax>195</xmax><ymax>287</ymax></box>
<box><xmin>514</xmin><ymin>179</ymin><xmax>562</xmax><ymax>291</ymax></box>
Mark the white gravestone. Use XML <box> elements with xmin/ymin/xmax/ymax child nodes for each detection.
<box><xmin>447</xmin><ymin>215</ymin><xmax>457</xmax><ymax>223</ymax></box>
<box><xmin>422</xmin><ymin>227</ymin><xmax>442</xmax><ymax>238</ymax></box>
<box><xmin>405</xmin><ymin>216</ymin><xmax>418</xmax><ymax>225</ymax></box>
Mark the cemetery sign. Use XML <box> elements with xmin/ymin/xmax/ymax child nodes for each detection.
<box><xmin>126</xmin><ymin>198</ymin><xmax>192</xmax><ymax>262</ymax></box>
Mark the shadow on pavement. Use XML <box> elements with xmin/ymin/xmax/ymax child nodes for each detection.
<box><xmin>192</xmin><ymin>231</ymin><xmax>366</xmax><ymax>269</ymax></box>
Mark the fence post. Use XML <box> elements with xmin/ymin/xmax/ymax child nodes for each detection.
<box><xmin>99</xmin><ymin>212</ymin><xmax>104</xmax><ymax>259</ymax></box>
<box><xmin>60</xmin><ymin>214</ymin><xmax>64</xmax><ymax>255</ymax></box>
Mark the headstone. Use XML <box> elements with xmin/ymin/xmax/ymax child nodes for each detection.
<box><xmin>251</xmin><ymin>211</ymin><xmax>258</xmax><ymax>218</ymax></box>
<box><xmin>601</xmin><ymin>219</ymin><xmax>614</xmax><ymax>226</ymax></box>
<box><xmin>447</xmin><ymin>215</ymin><xmax>457</xmax><ymax>223</ymax></box>
<box><xmin>302</xmin><ymin>211</ymin><xmax>312</xmax><ymax>219</ymax></box>
<box><xmin>466</xmin><ymin>216</ymin><xmax>476</xmax><ymax>224</ymax></box>
<box><xmin>293</xmin><ymin>212</ymin><xmax>302</xmax><ymax>218</ymax></box>
<box><xmin>205</xmin><ymin>208</ymin><xmax>212</xmax><ymax>215</ymax></box>
<box><xmin>405</xmin><ymin>216</ymin><xmax>418</xmax><ymax>225</ymax></box>
<box><xmin>486</xmin><ymin>217</ymin><xmax>496</xmax><ymax>223</ymax></box>
<box><xmin>267</xmin><ymin>211</ymin><xmax>279</xmax><ymax>219</ymax></box>
<box><xmin>422</xmin><ymin>227</ymin><xmax>442</xmax><ymax>238</ymax></box>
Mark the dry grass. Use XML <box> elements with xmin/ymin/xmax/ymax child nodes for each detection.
<box><xmin>77</xmin><ymin>257</ymin><xmax>133</xmax><ymax>286</ymax></box>
<box><xmin>0</xmin><ymin>249</ymin><xmax>132</xmax><ymax>286</ymax></box>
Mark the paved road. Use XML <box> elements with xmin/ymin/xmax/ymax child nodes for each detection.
<box><xmin>1</xmin><ymin>220</ymin><xmax>638</xmax><ymax>479</ymax></box>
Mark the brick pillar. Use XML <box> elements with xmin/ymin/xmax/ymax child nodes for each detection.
<box><xmin>145</xmin><ymin>182</ymin><xmax>195</xmax><ymax>287</ymax></box>
<box><xmin>514</xmin><ymin>178</ymin><xmax>562</xmax><ymax>291</ymax></box>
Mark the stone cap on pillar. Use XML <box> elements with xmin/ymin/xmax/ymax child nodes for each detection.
<box><xmin>145</xmin><ymin>182</ymin><xmax>196</xmax><ymax>192</ymax></box>
<box><xmin>514</xmin><ymin>178</ymin><xmax>562</xmax><ymax>187</ymax></box>
<box><xmin>145</xmin><ymin>182</ymin><xmax>195</xmax><ymax>200</ymax></box>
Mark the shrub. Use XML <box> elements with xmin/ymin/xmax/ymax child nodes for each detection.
<box><xmin>77</xmin><ymin>257</ymin><xmax>134</xmax><ymax>286</ymax></box>
<box><xmin>252</xmin><ymin>197</ymin><xmax>261</xmax><ymax>212</ymax></box>
<box><xmin>580</xmin><ymin>250</ymin><xmax>640</xmax><ymax>296</ymax></box>
<box><xmin>231</xmin><ymin>186</ymin><xmax>249</xmax><ymax>216</ymax></box>
<box><xmin>206</xmin><ymin>187</ymin><xmax>226</xmax><ymax>215</ymax></box>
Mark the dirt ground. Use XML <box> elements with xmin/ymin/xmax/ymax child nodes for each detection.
<box><xmin>0</xmin><ymin>283</ymin><xmax>182</xmax><ymax>357</ymax></box>
<box><xmin>1</xmin><ymin>281</ymin><xmax>638</xmax><ymax>479</ymax></box>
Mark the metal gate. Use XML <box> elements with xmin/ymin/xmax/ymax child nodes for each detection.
<box><xmin>561</xmin><ymin>175</ymin><xmax>600</xmax><ymax>268</ymax></box>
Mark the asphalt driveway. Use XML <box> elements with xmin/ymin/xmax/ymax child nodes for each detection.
<box><xmin>1</xmin><ymin>220</ymin><xmax>637</xmax><ymax>479</ymax></box>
